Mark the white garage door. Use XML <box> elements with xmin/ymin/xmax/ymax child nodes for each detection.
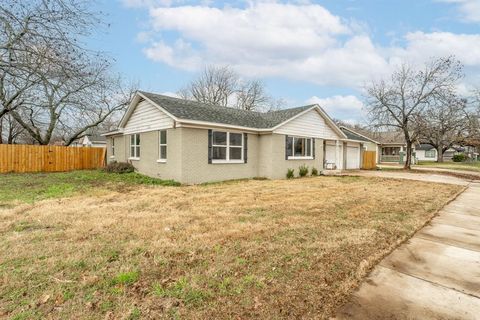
<box><xmin>325</xmin><ymin>145</ymin><xmax>336</xmax><ymax>166</ymax></box>
<box><xmin>346</xmin><ymin>146</ymin><xmax>360</xmax><ymax>169</ymax></box>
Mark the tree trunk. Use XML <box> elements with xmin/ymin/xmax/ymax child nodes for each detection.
<box><xmin>0</xmin><ymin>118</ymin><xmax>3</xmax><ymax>144</ymax></box>
<box><xmin>404</xmin><ymin>141</ymin><xmax>413</xmax><ymax>170</ymax></box>
<box><xmin>437</xmin><ymin>146</ymin><xmax>444</xmax><ymax>163</ymax></box>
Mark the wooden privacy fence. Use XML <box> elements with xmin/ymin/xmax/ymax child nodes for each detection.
<box><xmin>0</xmin><ymin>144</ymin><xmax>106</xmax><ymax>173</ymax></box>
<box><xmin>362</xmin><ymin>151</ymin><xmax>377</xmax><ymax>170</ymax></box>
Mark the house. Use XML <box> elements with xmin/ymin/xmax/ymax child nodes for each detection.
<box><xmin>367</xmin><ymin>131</ymin><xmax>416</xmax><ymax>164</ymax></box>
<box><xmin>72</xmin><ymin>135</ymin><xmax>107</xmax><ymax>148</ymax></box>
<box><xmin>103</xmin><ymin>91</ymin><xmax>369</xmax><ymax>184</ymax></box>
<box><xmin>415</xmin><ymin>143</ymin><xmax>438</xmax><ymax>161</ymax></box>
<box><xmin>416</xmin><ymin>143</ymin><xmax>478</xmax><ymax>162</ymax></box>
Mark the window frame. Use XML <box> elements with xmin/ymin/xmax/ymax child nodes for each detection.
<box><xmin>129</xmin><ymin>133</ymin><xmax>141</xmax><ymax>160</ymax></box>
<box><xmin>286</xmin><ymin>136</ymin><xmax>314</xmax><ymax>160</ymax></box>
<box><xmin>157</xmin><ymin>130</ymin><xmax>167</xmax><ymax>163</ymax></box>
<box><xmin>211</xmin><ymin>131</ymin><xmax>244</xmax><ymax>164</ymax></box>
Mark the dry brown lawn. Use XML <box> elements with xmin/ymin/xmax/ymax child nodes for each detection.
<box><xmin>0</xmin><ymin>175</ymin><xmax>461</xmax><ymax>319</ymax></box>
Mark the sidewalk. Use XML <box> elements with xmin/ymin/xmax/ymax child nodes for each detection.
<box><xmin>335</xmin><ymin>183</ymin><xmax>480</xmax><ymax>319</ymax></box>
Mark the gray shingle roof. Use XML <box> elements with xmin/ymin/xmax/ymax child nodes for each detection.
<box><xmin>139</xmin><ymin>91</ymin><xmax>314</xmax><ymax>129</ymax></box>
<box><xmin>416</xmin><ymin>143</ymin><xmax>435</xmax><ymax>151</ymax></box>
<box><xmin>340</xmin><ymin>127</ymin><xmax>372</xmax><ymax>142</ymax></box>
<box><xmin>370</xmin><ymin>131</ymin><xmax>406</xmax><ymax>144</ymax></box>
<box><xmin>89</xmin><ymin>135</ymin><xmax>106</xmax><ymax>142</ymax></box>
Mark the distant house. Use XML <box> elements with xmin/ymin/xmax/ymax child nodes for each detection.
<box><xmin>416</xmin><ymin>144</ymin><xmax>478</xmax><ymax>162</ymax></box>
<box><xmin>415</xmin><ymin>143</ymin><xmax>438</xmax><ymax>161</ymax></box>
<box><xmin>103</xmin><ymin>91</ymin><xmax>370</xmax><ymax>184</ymax></box>
<box><xmin>368</xmin><ymin>131</ymin><xmax>415</xmax><ymax>164</ymax></box>
<box><xmin>72</xmin><ymin>135</ymin><xmax>107</xmax><ymax>148</ymax></box>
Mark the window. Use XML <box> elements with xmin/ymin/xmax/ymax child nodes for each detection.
<box><xmin>212</xmin><ymin>131</ymin><xmax>243</xmax><ymax>163</ymax></box>
<box><xmin>286</xmin><ymin>136</ymin><xmax>313</xmax><ymax>159</ymax></box>
<box><xmin>425</xmin><ymin>149</ymin><xmax>436</xmax><ymax>158</ymax></box>
<box><xmin>111</xmin><ymin>138</ymin><xmax>115</xmax><ymax>157</ymax></box>
<box><xmin>130</xmin><ymin>134</ymin><xmax>140</xmax><ymax>159</ymax></box>
<box><xmin>382</xmin><ymin>147</ymin><xmax>401</xmax><ymax>156</ymax></box>
<box><xmin>158</xmin><ymin>130</ymin><xmax>167</xmax><ymax>162</ymax></box>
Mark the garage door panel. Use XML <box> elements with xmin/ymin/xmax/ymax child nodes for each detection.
<box><xmin>347</xmin><ymin>146</ymin><xmax>360</xmax><ymax>169</ymax></box>
<box><xmin>325</xmin><ymin>145</ymin><xmax>336</xmax><ymax>164</ymax></box>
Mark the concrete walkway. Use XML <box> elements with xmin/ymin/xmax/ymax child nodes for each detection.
<box><xmin>336</xmin><ymin>182</ymin><xmax>480</xmax><ymax>320</ymax></box>
<box><xmin>343</xmin><ymin>169</ymin><xmax>470</xmax><ymax>186</ymax></box>
<box><xmin>412</xmin><ymin>166</ymin><xmax>480</xmax><ymax>179</ymax></box>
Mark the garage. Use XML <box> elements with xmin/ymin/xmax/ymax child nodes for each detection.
<box><xmin>346</xmin><ymin>143</ymin><xmax>360</xmax><ymax>169</ymax></box>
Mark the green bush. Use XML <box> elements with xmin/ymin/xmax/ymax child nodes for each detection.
<box><xmin>286</xmin><ymin>168</ymin><xmax>294</xmax><ymax>179</ymax></box>
<box><xmin>298</xmin><ymin>164</ymin><xmax>309</xmax><ymax>177</ymax></box>
<box><xmin>104</xmin><ymin>161</ymin><xmax>135</xmax><ymax>173</ymax></box>
<box><xmin>452</xmin><ymin>153</ymin><xmax>466</xmax><ymax>162</ymax></box>
<box><xmin>311</xmin><ymin>167</ymin><xmax>319</xmax><ymax>176</ymax></box>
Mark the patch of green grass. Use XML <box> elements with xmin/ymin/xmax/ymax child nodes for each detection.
<box><xmin>153</xmin><ymin>277</ymin><xmax>210</xmax><ymax>306</ymax></box>
<box><xmin>0</xmin><ymin>170</ymin><xmax>180</xmax><ymax>205</ymax></box>
<box><xmin>111</xmin><ymin>271</ymin><xmax>139</xmax><ymax>286</ymax></box>
<box><xmin>128</xmin><ymin>307</ymin><xmax>141</xmax><ymax>320</ymax></box>
<box><xmin>12</xmin><ymin>221</ymin><xmax>40</xmax><ymax>232</ymax></box>
<box><xmin>416</xmin><ymin>161</ymin><xmax>480</xmax><ymax>173</ymax></box>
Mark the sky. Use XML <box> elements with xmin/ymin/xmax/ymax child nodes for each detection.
<box><xmin>87</xmin><ymin>0</ymin><xmax>480</xmax><ymax>123</ymax></box>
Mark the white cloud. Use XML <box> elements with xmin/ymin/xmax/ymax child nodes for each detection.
<box><xmin>306</xmin><ymin>95</ymin><xmax>365</xmax><ymax>121</ymax></box>
<box><xmin>142</xmin><ymin>2</ymin><xmax>390</xmax><ymax>86</ymax></box>
<box><xmin>160</xmin><ymin>91</ymin><xmax>181</xmax><ymax>98</ymax></box>
<box><xmin>144</xmin><ymin>39</ymin><xmax>201</xmax><ymax>70</ymax></box>
<box><xmin>392</xmin><ymin>31</ymin><xmax>480</xmax><ymax>66</ymax></box>
<box><xmin>138</xmin><ymin>2</ymin><xmax>480</xmax><ymax>90</ymax></box>
<box><xmin>438</xmin><ymin>0</ymin><xmax>480</xmax><ymax>23</ymax></box>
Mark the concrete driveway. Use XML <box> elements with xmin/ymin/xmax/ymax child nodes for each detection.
<box><xmin>335</xmin><ymin>182</ymin><xmax>480</xmax><ymax>319</ymax></box>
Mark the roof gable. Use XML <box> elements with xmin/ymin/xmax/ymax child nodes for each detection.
<box><xmin>121</xmin><ymin>96</ymin><xmax>174</xmax><ymax>134</ymax></box>
<box><xmin>274</xmin><ymin>107</ymin><xmax>345</xmax><ymax>139</ymax></box>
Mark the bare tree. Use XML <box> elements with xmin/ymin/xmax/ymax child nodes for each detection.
<box><xmin>0</xmin><ymin>0</ymin><xmax>98</xmax><ymax>119</ymax></box>
<box><xmin>179</xmin><ymin>65</ymin><xmax>238</xmax><ymax>107</ymax></box>
<box><xmin>235</xmin><ymin>80</ymin><xmax>269</xmax><ymax>111</ymax></box>
<box><xmin>463</xmin><ymin>92</ymin><xmax>480</xmax><ymax>152</ymax></box>
<box><xmin>365</xmin><ymin>57</ymin><xmax>463</xmax><ymax>169</ymax></box>
<box><xmin>1</xmin><ymin>0</ymin><xmax>133</xmax><ymax>145</ymax></box>
<box><xmin>417</xmin><ymin>97</ymin><xmax>472</xmax><ymax>162</ymax></box>
<box><xmin>0</xmin><ymin>114</ymin><xmax>23</xmax><ymax>144</ymax></box>
<box><xmin>179</xmin><ymin>65</ymin><xmax>272</xmax><ymax>111</ymax></box>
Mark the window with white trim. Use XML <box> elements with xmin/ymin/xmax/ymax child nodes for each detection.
<box><xmin>158</xmin><ymin>130</ymin><xmax>167</xmax><ymax>162</ymax></box>
<box><xmin>286</xmin><ymin>136</ymin><xmax>313</xmax><ymax>159</ymax></box>
<box><xmin>212</xmin><ymin>131</ymin><xmax>243</xmax><ymax>163</ymax></box>
<box><xmin>130</xmin><ymin>134</ymin><xmax>140</xmax><ymax>159</ymax></box>
<box><xmin>111</xmin><ymin>138</ymin><xmax>115</xmax><ymax>156</ymax></box>
<box><xmin>425</xmin><ymin>149</ymin><xmax>436</xmax><ymax>158</ymax></box>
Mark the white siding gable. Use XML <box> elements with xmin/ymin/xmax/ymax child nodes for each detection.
<box><xmin>273</xmin><ymin>109</ymin><xmax>341</xmax><ymax>139</ymax></box>
<box><xmin>123</xmin><ymin>100</ymin><xmax>174</xmax><ymax>134</ymax></box>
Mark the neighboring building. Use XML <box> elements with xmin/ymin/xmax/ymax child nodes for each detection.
<box><xmin>415</xmin><ymin>143</ymin><xmax>438</xmax><ymax>161</ymax></box>
<box><xmin>415</xmin><ymin>143</ymin><xmax>480</xmax><ymax>162</ymax></box>
<box><xmin>369</xmin><ymin>131</ymin><xmax>416</xmax><ymax>164</ymax></box>
<box><xmin>72</xmin><ymin>135</ymin><xmax>107</xmax><ymax>148</ymax></box>
<box><xmin>104</xmin><ymin>91</ymin><xmax>369</xmax><ymax>184</ymax></box>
